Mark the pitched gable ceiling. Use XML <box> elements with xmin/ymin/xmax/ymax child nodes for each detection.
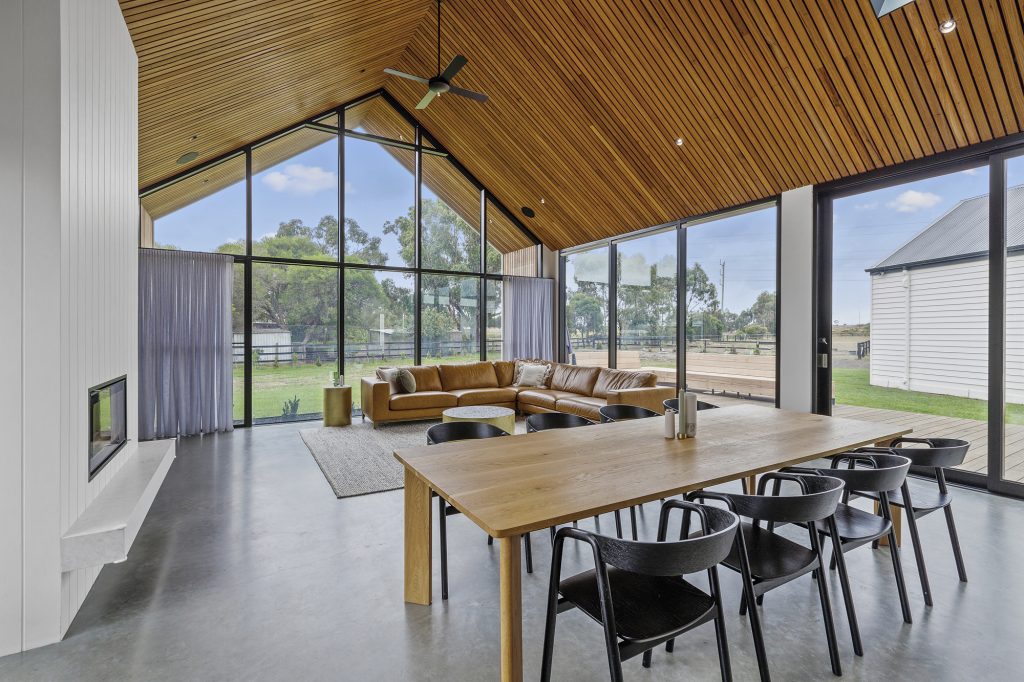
<box><xmin>122</xmin><ymin>0</ymin><xmax>1024</xmax><ymax>251</ymax></box>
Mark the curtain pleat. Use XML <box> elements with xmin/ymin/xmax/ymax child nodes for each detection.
<box><xmin>139</xmin><ymin>249</ymin><xmax>234</xmax><ymax>439</ymax></box>
<box><xmin>503</xmin><ymin>276</ymin><xmax>555</xmax><ymax>360</ymax></box>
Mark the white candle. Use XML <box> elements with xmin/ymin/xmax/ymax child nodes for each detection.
<box><xmin>664</xmin><ymin>409</ymin><xmax>676</xmax><ymax>439</ymax></box>
<box><xmin>683</xmin><ymin>391</ymin><xmax>698</xmax><ymax>438</ymax></box>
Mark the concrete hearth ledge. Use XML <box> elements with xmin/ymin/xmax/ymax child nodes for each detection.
<box><xmin>61</xmin><ymin>440</ymin><xmax>176</xmax><ymax>572</ymax></box>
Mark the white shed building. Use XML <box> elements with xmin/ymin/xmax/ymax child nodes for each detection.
<box><xmin>868</xmin><ymin>186</ymin><xmax>1024</xmax><ymax>404</ymax></box>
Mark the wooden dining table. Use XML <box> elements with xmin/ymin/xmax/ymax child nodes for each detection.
<box><xmin>394</xmin><ymin>405</ymin><xmax>911</xmax><ymax>681</ymax></box>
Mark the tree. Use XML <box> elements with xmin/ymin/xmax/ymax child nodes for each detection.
<box><xmin>383</xmin><ymin>198</ymin><xmax>480</xmax><ymax>271</ymax></box>
<box><xmin>745</xmin><ymin>291</ymin><xmax>777</xmax><ymax>335</ymax></box>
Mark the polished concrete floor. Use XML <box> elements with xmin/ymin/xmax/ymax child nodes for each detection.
<box><xmin>1</xmin><ymin>421</ymin><xmax>1022</xmax><ymax>680</ymax></box>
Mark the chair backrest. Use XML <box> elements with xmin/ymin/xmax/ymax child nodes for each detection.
<box><xmin>718</xmin><ymin>473</ymin><xmax>845</xmax><ymax>524</ymax></box>
<box><xmin>598</xmin><ymin>404</ymin><xmax>659</xmax><ymax>423</ymax></box>
<box><xmin>807</xmin><ymin>452</ymin><xmax>911</xmax><ymax>494</ymax></box>
<box><xmin>526</xmin><ymin>412</ymin><xmax>594</xmax><ymax>432</ymax></box>
<box><xmin>663</xmin><ymin>398</ymin><xmax>717</xmax><ymax>413</ymax></box>
<box><xmin>426</xmin><ymin>421</ymin><xmax>509</xmax><ymax>445</ymax></box>
<box><xmin>889</xmin><ymin>437</ymin><xmax>970</xmax><ymax>469</ymax></box>
<box><xmin>590</xmin><ymin>503</ymin><xmax>739</xmax><ymax>577</ymax></box>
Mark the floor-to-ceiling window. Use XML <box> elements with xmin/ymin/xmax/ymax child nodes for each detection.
<box><xmin>560</xmin><ymin>203</ymin><xmax>779</xmax><ymax>404</ymax></box>
<box><xmin>616</xmin><ymin>229</ymin><xmax>677</xmax><ymax>384</ymax></box>
<box><xmin>827</xmin><ymin>167</ymin><xmax>990</xmax><ymax>475</ymax></box>
<box><xmin>684</xmin><ymin>206</ymin><xmax>777</xmax><ymax>403</ymax></box>
<box><xmin>564</xmin><ymin>247</ymin><xmax>610</xmax><ymax>367</ymax></box>
<box><xmin>140</xmin><ymin>94</ymin><xmax>538</xmax><ymax>425</ymax></box>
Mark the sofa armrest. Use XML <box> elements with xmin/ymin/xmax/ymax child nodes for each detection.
<box><xmin>361</xmin><ymin>378</ymin><xmax>392</xmax><ymax>422</ymax></box>
<box><xmin>605</xmin><ymin>386</ymin><xmax>675</xmax><ymax>414</ymax></box>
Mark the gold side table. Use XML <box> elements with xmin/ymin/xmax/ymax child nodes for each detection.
<box><xmin>323</xmin><ymin>386</ymin><xmax>352</xmax><ymax>427</ymax></box>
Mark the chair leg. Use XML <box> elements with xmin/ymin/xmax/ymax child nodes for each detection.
<box><xmin>629</xmin><ymin>506</ymin><xmax>638</xmax><ymax>541</ymax></box>
<box><xmin>809</xmin><ymin>526</ymin><xmax>842</xmax><ymax>676</ymax></box>
<box><xmin>829</xmin><ymin>537</ymin><xmax>864</xmax><ymax>656</ymax></box>
<box><xmin>438</xmin><ymin>497</ymin><xmax>449</xmax><ymax>601</ymax></box>
<box><xmin>642</xmin><ymin>650</ymin><xmax>652</xmax><ymax>668</ymax></box>
<box><xmin>905</xmin><ymin>510</ymin><xmax>933</xmax><ymax>607</ymax></box>
<box><xmin>709</xmin><ymin>567</ymin><xmax>733</xmax><ymax>682</ymax></box>
<box><xmin>524</xmin><ymin>533</ymin><xmax>533</xmax><ymax>574</ymax></box>
<box><xmin>943</xmin><ymin>504</ymin><xmax>968</xmax><ymax>582</ymax></box>
<box><xmin>487</xmin><ymin>534</ymin><xmax>493</xmax><ymax>546</ymax></box>
<box><xmin>550</xmin><ymin>526</ymin><xmax>556</xmax><ymax>545</ymax></box>
<box><xmin>887</xmin><ymin>528</ymin><xmax>914</xmax><ymax>624</ymax></box>
<box><xmin>614</xmin><ymin>510</ymin><xmax>623</xmax><ymax>539</ymax></box>
<box><xmin>540</xmin><ymin>564</ymin><xmax>560</xmax><ymax>682</ymax></box>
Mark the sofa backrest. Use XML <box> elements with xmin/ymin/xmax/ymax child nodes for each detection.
<box><xmin>549</xmin><ymin>364</ymin><xmax>602</xmax><ymax>396</ymax></box>
<box><xmin>407</xmin><ymin>365</ymin><xmax>443</xmax><ymax>392</ymax></box>
<box><xmin>592</xmin><ymin>367</ymin><xmax>658</xmax><ymax>398</ymax></box>
<box><xmin>438</xmin><ymin>361</ymin><xmax>499</xmax><ymax>391</ymax></box>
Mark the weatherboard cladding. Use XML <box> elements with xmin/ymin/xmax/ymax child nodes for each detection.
<box><xmin>868</xmin><ymin>185</ymin><xmax>1024</xmax><ymax>273</ymax></box>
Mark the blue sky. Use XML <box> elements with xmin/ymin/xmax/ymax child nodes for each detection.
<box><xmin>155</xmin><ymin>137</ymin><xmax>417</xmax><ymax>262</ymax></box>
<box><xmin>832</xmin><ymin>166</ymin><xmax>989</xmax><ymax>324</ymax></box>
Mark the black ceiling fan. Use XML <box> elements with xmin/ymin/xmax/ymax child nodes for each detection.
<box><xmin>384</xmin><ymin>0</ymin><xmax>488</xmax><ymax>110</ymax></box>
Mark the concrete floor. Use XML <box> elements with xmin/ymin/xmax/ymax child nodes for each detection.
<box><xmin>1</xmin><ymin>421</ymin><xmax>1022</xmax><ymax>681</ymax></box>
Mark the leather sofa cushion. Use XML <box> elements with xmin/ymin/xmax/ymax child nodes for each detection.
<box><xmin>555</xmin><ymin>395</ymin><xmax>607</xmax><ymax>420</ymax></box>
<box><xmin>549</xmin><ymin>364</ymin><xmax>602</xmax><ymax>396</ymax></box>
<box><xmin>389</xmin><ymin>391</ymin><xmax>457</xmax><ymax>411</ymax></box>
<box><xmin>439</xmin><ymin>362</ymin><xmax>499</xmax><ymax>391</ymax></box>
<box><xmin>494</xmin><ymin>361</ymin><xmax>516</xmax><ymax>387</ymax></box>
<box><xmin>407</xmin><ymin>365</ymin><xmax>443</xmax><ymax>392</ymax></box>
<box><xmin>450</xmin><ymin>387</ymin><xmax>518</xmax><ymax>406</ymax></box>
<box><xmin>592</xmin><ymin>368</ymin><xmax>658</xmax><ymax>398</ymax></box>
<box><xmin>517</xmin><ymin>389</ymin><xmax>580</xmax><ymax>410</ymax></box>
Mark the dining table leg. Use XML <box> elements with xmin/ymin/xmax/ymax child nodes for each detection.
<box><xmin>499</xmin><ymin>535</ymin><xmax>523</xmax><ymax>682</ymax></box>
<box><xmin>872</xmin><ymin>439</ymin><xmax>902</xmax><ymax>547</ymax></box>
<box><xmin>404</xmin><ymin>468</ymin><xmax>432</xmax><ymax>605</ymax></box>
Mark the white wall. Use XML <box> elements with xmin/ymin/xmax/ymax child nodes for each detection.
<box><xmin>0</xmin><ymin>0</ymin><xmax>138</xmax><ymax>655</ymax></box>
<box><xmin>870</xmin><ymin>258</ymin><xmax>991</xmax><ymax>401</ymax></box>
<box><xmin>779</xmin><ymin>186</ymin><xmax>815</xmax><ymax>412</ymax></box>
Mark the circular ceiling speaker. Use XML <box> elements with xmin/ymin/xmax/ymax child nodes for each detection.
<box><xmin>176</xmin><ymin>151</ymin><xmax>199</xmax><ymax>165</ymax></box>
<box><xmin>521</xmin><ymin>206</ymin><xmax>536</xmax><ymax>218</ymax></box>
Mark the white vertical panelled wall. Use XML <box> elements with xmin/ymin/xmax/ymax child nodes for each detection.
<box><xmin>870</xmin><ymin>259</ymin><xmax>991</xmax><ymax>400</ymax></box>
<box><xmin>0</xmin><ymin>0</ymin><xmax>138</xmax><ymax>655</ymax></box>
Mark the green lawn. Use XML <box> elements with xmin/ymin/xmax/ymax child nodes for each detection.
<box><xmin>833</xmin><ymin>367</ymin><xmax>1024</xmax><ymax>425</ymax></box>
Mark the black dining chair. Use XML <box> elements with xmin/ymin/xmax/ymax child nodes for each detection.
<box><xmin>425</xmin><ymin>421</ymin><xmax>533</xmax><ymax>600</ymax></box>
<box><xmin>597</xmin><ymin>404</ymin><xmax>660</xmax><ymax>541</ymax></box>
<box><xmin>685</xmin><ymin>473</ymin><xmax>846</xmax><ymax>680</ymax></box>
<box><xmin>781</xmin><ymin>452</ymin><xmax>914</xmax><ymax>656</ymax></box>
<box><xmin>853</xmin><ymin>437</ymin><xmax>970</xmax><ymax>607</ymax></box>
<box><xmin>541</xmin><ymin>500</ymin><xmax>739</xmax><ymax>682</ymax></box>
<box><xmin>526</xmin><ymin>412</ymin><xmax>596</xmax><ymax>432</ymax></box>
<box><xmin>663</xmin><ymin>398</ymin><xmax>719</xmax><ymax>412</ymax></box>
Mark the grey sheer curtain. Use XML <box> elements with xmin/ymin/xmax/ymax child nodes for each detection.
<box><xmin>139</xmin><ymin>249</ymin><xmax>235</xmax><ymax>439</ymax></box>
<box><xmin>503</xmin><ymin>276</ymin><xmax>555</xmax><ymax>360</ymax></box>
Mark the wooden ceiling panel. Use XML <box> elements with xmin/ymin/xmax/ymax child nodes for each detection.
<box><xmin>124</xmin><ymin>0</ymin><xmax>1024</xmax><ymax>251</ymax></box>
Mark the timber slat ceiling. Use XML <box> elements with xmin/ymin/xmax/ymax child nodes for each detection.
<box><xmin>122</xmin><ymin>0</ymin><xmax>1024</xmax><ymax>250</ymax></box>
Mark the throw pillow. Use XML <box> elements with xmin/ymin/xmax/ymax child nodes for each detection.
<box><xmin>375</xmin><ymin>367</ymin><xmax>403</xmax><ymax>395</ymax></box>
<box><xmin>515</xmin><ymin>363</ymin><xmax>549</xmax><ymax>387</ymax></box>
<box><xmin>397</xmin><ymin>367</ymin><xmax>417</xmax><ymax>393</ymax></box>
<box><xmin>514</xmin><ymin>359</ymin><xmax>553</xmax><ymax>387</ymax></box>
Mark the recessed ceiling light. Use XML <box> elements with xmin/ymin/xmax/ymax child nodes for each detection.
<box><xmin>521</xmin><ymin>206</ymin><xmax>536</xmax><ymax>219</ymax></box>
<box><xmin>675</xmin><ymin>137</ymin><xmax>684</xmax><ymax>146</ymax></box>
<box><xmin>189</xmin><ymin>134</ymin><xmax>199</xmax><ymax>142</ymax></box>
<box><xmin>939</xmin><ymin>18</ymin><xmax>956</xmax><ymax>34</ymax></box>
<box><xmin>176</xmin><ymin>151</ymin><xmax>199</xmax><ymax>165</ymax></box>
<box><xmin>540</xmin><ymin>198</ymin><xmax>545</xmax><ymax>204</ymax></box>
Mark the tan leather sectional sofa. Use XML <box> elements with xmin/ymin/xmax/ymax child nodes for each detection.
<box><xmin>361</xmin><ymin>360</ymin><xmax>675</xmax><ymax>426</ymax></box>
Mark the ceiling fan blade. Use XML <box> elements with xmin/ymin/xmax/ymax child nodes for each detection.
<box><xmin>447</xmin><ymin>84</ymin><xmax>488</xmax><ymax>103</ymax></box>
<box><xmin>441</xmin><ymin>54</ymin><xmax>468</xmax><ymax>81</ymax></box>
<box><xmin>384</xmin><ymin>68</ymin><xmax>429</xmax><ymax>85</ymax></box>
<box><xmin>416</xmin><ymin>89</ymin><xmax>439</xmax><ymax>110</ymax></box>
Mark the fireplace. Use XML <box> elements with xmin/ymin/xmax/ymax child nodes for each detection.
<box><xmin>89</xmin><ymin>375</ymin><xmax>127</xmax><ymax>480</ymax></box>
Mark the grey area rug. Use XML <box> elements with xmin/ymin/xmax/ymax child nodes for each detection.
<box><xmin>299</xmin><ymin>421</ymin><xmax>435</xmax><ymax>498</ymax></box>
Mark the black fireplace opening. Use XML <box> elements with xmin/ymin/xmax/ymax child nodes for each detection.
<box><xmin>89</xmin><ymin>375</ymin><xmax>127</xmax><ymax>480</ymax></box>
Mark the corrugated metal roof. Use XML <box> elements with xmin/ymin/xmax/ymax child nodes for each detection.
<box><xmin>868</xmin><ymin>184</ymin><xmax>1024</xmax><ymax>272</ymax></box>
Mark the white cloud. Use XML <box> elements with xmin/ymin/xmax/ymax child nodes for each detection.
<box><xmin>854</xmin><ymin>201</ymin><xmax>878</xmax><ymax>211</ymax></box>
<box><xmin>344</xmin><ymin>180</ymin><xmax>354</xmax><ymax>194</ymax></box>
<box><xmin>886</xmin><ymin>189</ymin><xmax>941</xmax><ymax>213</ymax></box>
<box><xmin>961</xmin><ymin>168</ymin><xmax>980</xmax><ymax>176</ymax></box>
<box><xmin>262</xmin><ymin>163</ymin><xmax>336</xmax><ymax>195</ymax></box>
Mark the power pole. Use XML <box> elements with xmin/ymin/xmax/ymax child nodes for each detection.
<box><xmin>719</xmin><ymin>260</ymin><xmax>726</xmax><ymax>312</ymax></box>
